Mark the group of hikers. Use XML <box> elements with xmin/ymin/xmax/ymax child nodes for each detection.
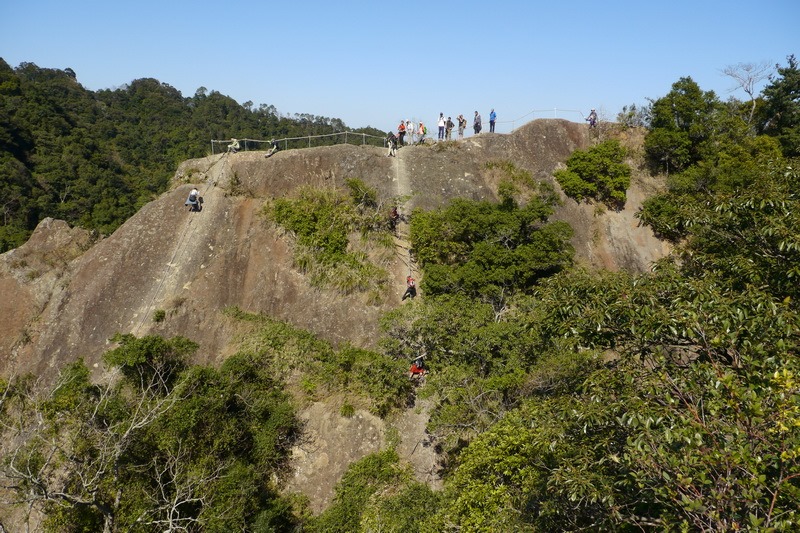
<box><xmin>387</xmin><ymin>107</ymin><xmax>597</xmax><ymax>151</ymax></box>
<box><xmin>386</xmin><ymin>110</ymin><xmax>497</xmax><ymax>155</ymax></box>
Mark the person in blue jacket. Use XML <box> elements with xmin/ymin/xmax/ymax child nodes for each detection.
<box><xmin>489</xmin><ymin>109</ymin><xmax>497</xmax><ymax>133</ymax></box>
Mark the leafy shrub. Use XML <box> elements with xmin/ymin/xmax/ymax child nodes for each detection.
<box><xmin>307</xmin><ymin>450</ymin><xmax>405</xmax><ymax>532</ymax></box>
<box><xmin>263</xmin><ymin>184</ymin><xmax>391</xmax><ymax>297</ymax></box>
<box><xmin>409</xmin><ymin>197</ymin><xmax>573</xmax><ymax>302</ymax></box>
<box><xmin>554</xmin><ymin>139</ymin><xmax>631</xmax><ymax>207</ymax></box>
<box><xmin>224</xmin><ymin>307</ymin><xmax>411</xmax><ymax>417</ymax></box>
<box><xmin>637</xmin><ymin>193</ymin><xmax>693</xmax><ymax>241</ymax></box>
<box><xmin>345</xmin><ymin>177</ymin><xmax>377</xmax><ymax>208</ymax></box>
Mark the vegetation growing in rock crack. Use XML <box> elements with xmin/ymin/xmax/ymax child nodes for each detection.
<box><xmin>262</xmin><ymin>178</ymin><xmax>394</xmax><ymax>300</ymax></box>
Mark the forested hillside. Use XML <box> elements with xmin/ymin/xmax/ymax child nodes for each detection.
<box><xmin>1</xmin><ymin>56</ymin><xmax>799</xmax><ymax>531</ymax></box>
<box><xmin>0</xmin><ymin>58</ymin><xmax>382</xmax><ymax>251</ymax></box>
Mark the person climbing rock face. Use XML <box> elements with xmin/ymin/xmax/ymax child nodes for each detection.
<box><xmin>185</xmin><ymin>187</ymin><xmax>201</xmax><ymax>212</ymax></box>
<box><xmin>402</xmin><ymin>275</ymin><xmax>416</xmax><ymax>300</ymax></box>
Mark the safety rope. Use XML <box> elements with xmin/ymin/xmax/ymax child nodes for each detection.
<box><xmin>132</xmin><ymin>156</ymin><xmax>223</xmax><ymax>335</ymax></box>
<box><xmin>391</xmin><ymin>153</ymin><xmax>416</xmax><ymax>279</ymax></box>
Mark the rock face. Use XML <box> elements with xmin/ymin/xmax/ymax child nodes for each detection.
<box><xmin>0</xmin><ymin>119</ymin><xmax>670</xmax><ymax>511</ymax></box>
<box><xmin>0</xmin><ymin>119</ymin><xmax>668</xmax><ymax>380</ymax></box>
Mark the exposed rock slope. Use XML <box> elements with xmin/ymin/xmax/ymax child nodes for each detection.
<box><xmin>0</xmin><ymin>119</ymin><xmax>668</xmax><ymax>380</ymax></box>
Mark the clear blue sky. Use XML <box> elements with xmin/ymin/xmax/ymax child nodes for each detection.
<box><xmin>1</xmin><ymin>0</ymin><xmax>797</xmax><ymax>134</ymax></box>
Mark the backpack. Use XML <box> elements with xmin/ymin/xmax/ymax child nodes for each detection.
<box><xmin>423</xmin><ymin>126</ymin><xmax>428</xmax><ymax>135</ymax></box>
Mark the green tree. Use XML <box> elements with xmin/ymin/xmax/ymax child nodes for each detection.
<box><xmin>553</xmin><ymin>139</ymin><xmax>631</xmax><ymax>206</ymax></box>
<box><xmin>408</xmin><ymin>197</ymin><xmax>573</xmax><ymax>304</ymax></box>
<box><xmin>0</xmin><ymin>335</ymin><xmax>300</xmax><ymax>532</ymax></box>
<box><xmin>645</xmin><ymin>77</ymin><xmax>722</xmax><ymax>172</ymax></box>
<box><xmin>758</xmin><ymin>54</ymin><xmax>800</xmax><ymax>157</ymax></box>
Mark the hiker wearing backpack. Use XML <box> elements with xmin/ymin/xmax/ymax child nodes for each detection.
<box><xmin>402</xmin><ymin>275</ymin><xmax>417</xmax><ymax>300</ymax></box>
<box><xmin>473</xmin><ymin>111</ymin><xmax>482</xmax><ymax>134</ymax></box>
<box><xmin>489</xmin><ymin>109</ymin><xmax>497</xmax><ymax>133</ymax></box>
<box><xmin>418</xmin><ymin>122</ymin><xmax>426</xmax><ymax>144</ymax></box>
<box><xmin>586</xmin><ymin>109</ymin><xmax>598</xmax><ymax>128</ymax></box>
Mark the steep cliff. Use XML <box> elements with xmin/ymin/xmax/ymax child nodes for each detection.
<box><xmin>0</xmin><ymin>119</ymin><xmax>668</xmax><ymax>380</ymax></box>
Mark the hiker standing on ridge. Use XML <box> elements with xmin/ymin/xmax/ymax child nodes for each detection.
<box><xmin>398</xmin><ymin>120</ymin><xmax>407</xmax><ymax>146</ymax></box>
<box><xmin>473</xmin><ymin>111</ymin><xmax>482</xmax><ymax>135</ymax></box>
<box><xmin>586</xmin><ymin>108</ymin><xmax>598</xmax><ymax>128</ymax></box>
<box><xmin>445</xmin><ymin>116</ymin><xmax>454</xmax><ymax>140</ymax></box>
<box><xmin>457</xmin><ymin>114</ymin><xmax>466</xmax><ymax>139</ymax></box>
<box><xmin>489</xmin><ymin>109</ymin><xmax>497</xmax><ymax>132</ymax></box>
<box><xmin>406</xmin><ymin>120</ymin><xmax>415</xmax><ymax>144</ymax></box>
<box><xmin>437</xmin><ymin>113</ymin><xmax>446</xmax><ymax>141</ymax></box>
<box><xmin>417</xmin><ymin>122</ymin><xmax>426</xmax><ymax>144</ymax></box>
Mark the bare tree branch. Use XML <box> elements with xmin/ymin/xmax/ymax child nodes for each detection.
<box><xmin>722</xmin><ymin>61</ymin><xmax>773</xmax><ymax>125</ymax></box>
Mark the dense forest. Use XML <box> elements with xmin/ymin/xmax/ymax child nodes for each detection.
<box><xmin>1</xmin><ymin>56</ymin><xmax>800</xmax><ymax>531</ymax></box>
<box><xmin>0</xmin><ymin>58</ymin><xmax>383</xmax><ymax>252</ymax></box>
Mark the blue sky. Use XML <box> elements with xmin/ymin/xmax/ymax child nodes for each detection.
<box><xmin>1</xmin><ymin>0</ymin><xmax>797</xmax><ymax>134</ymax></box>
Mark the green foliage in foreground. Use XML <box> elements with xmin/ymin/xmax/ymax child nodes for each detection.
<box><xmin>1</xmin><ymin>335</ymin><xmax>300</xmax><ymax>532</ymax></box>
<box><xmin>357</xmin><ymin>158</ymin><xmax>800</xmax><ymax>531</ymax></box>
<box><xmin>307</xmin><ymin>449</ymin><xmax>440</xmax><ymax>533</ymax></box>
<box><xmin>427</xmin><ymin>267</ymin><xmax>800</xmax><ymax>531</ymax></box>
<box><xmin>553</xmin><ymin>139</ymin><xmax>631</xmax><ymax>207</ymax></box>
<box><xmin>264</xmin><ymin>179</ymin><xmax>394</xmax><ymax>299</ymax></box>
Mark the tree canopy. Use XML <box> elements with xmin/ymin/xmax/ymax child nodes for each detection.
<box><xmin>0</xmin><ymin>59</ymin><xmax>383</xmax><ymax>252</ymax></box>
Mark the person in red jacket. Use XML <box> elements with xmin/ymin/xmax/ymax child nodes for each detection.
<box><xmin>409</xmin><ymin>356</ymin><xmax>426</xmax><ymax>379</ymax></box>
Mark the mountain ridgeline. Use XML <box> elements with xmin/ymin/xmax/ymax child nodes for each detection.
<box><xmin>1</xmin><ymin>57</ymin><xmax>799</xmax><ymax>531</ymax></box>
